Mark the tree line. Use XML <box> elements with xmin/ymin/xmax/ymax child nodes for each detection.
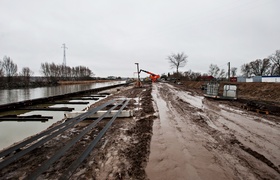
<box><xmin>40</xmin><ymin>62</ymin><xmax>94</xmax><ymax>81</ymax></box>
<box><xmin>241</xmin><ymin>50</ymin><xmax>280</xmax><ymax>77</ymax></box>
<box><xmin>167</xmin><ymin>49</ymin><xmax>280</xmax><ymax>81</ymax></box>
<box><xmin>0</xmin><ymin>56</ymin><xmax>95</xmax><ymax>88</ymax></box>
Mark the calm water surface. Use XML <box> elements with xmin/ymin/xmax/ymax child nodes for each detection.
<box><xmin>0</xmin><ymin>81</ymin><xmax>123</xmax><ymax>105</ymax></box>
<box><xmin>0</xmin><ymin>81</ymin><xmax>124</xmax><ymax>150</ymax></box>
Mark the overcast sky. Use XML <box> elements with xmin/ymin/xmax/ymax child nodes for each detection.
<box><xmin>0</xmin><ymin>0</ymin><xmax>279</xmax><ymax>78</ymax></box>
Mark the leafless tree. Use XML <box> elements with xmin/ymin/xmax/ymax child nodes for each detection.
<box><xmin>0</xmin><ymin>60</ymin><xmax>4</xmax><ymax>77</ymax></box>
<box><xmin>20</xmin><ymin>67</ymin><xmax>33</xmax><ymax>85</ymax></box>
<box><xmin>218</xmin><ymin>69</ymin><xmax>226</xmax><ymax>79</ymax></box>
<box><xmin>208</xmin><ymin>64</ymin><xmax>226</xmax><ymax>79</ymax></box>
<box><xmin>269</xmin><ymin>49</ymin><xmax>280</xmax><ymax>75</ymax></box>
<box><xmin>2</xmin><ymin>56</ymin><xmax>18</xmax><ymax>77</ymax></box>
<box><xmin>167</xmin><ymin>52</ymin><xmax>188</xmax><ymax>75</ymax></box>
<box><xmin>41</xmin><ymin>62</ymin><xmax>50</xmax><ymax>77</ymax></box>
<box><xmin>230</xmin><ymin>67</ymin><xmax>237</xmax><ymax>77</ymax></box>
<box><xmin>21</xmin><ymin>67</ymin><xmax>33</xmax><ymax>77</ymax></box>
<box><xmin>241</xmin><ymin>63</ymin><xmax>251</xmax><ymax>77</ymax></box>
<box><xmin>249</xmin><ymin>58</ymin><xmax>271</xmax><ymax>76</ymax></box>
<box><xmin>208</xmin><ymin>64</ymin><xmax>220</xmax><ymax>78</ymax></box>
<box><xmin>183</xmin><ymin>70</ymin><xmax>201</xmax><ymax>80</ymax></box>
<box><xmin>40</xmin><ymin>62</ymin><xmax>94</xmax><ymax>80</ymax></box>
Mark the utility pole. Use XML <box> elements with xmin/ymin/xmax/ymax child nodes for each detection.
<box><xmin>135</xmin><ymin>63</ymin><xmax>140</xmax><ymax>81</ymax></box>
<box><xmin>62</xmin><ymin>43</ymin><xmax>68</xmax><ymax>67</ymax></box>
<box><xmin>135</xmin><ymin>63</ymin><xmax>142</xmax><ymax>87</ymax></box>
<box><xmin>228</xmin><ymin>62</ymin><xmax>230</xmax><ymax>82</ymax></box>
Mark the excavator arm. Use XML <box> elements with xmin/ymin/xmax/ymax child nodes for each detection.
<box><xmin>139</xmin><ymin>69</ymin><xmax>160</xmax><ymax>82</ymax></box>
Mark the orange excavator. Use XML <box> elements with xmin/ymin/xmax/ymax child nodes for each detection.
<box><xmin>139</xmin><ymin>69</ymin><xmax>160</xmax><ymax>82</ymax></box>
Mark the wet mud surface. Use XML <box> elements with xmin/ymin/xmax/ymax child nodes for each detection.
<box><xmin>147</xmin><ymin>83</ymin><xmax>280</xmax><ymax>180</ymax></box>
<box><xmin>0</xmin><ymin>82</ymin><xmax>280</xmax><ymax>179</ymax></box>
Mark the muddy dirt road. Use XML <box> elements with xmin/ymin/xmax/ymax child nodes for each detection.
<box><xmin>146</xmin><ymin>83</ymin><xmax>280</xmax><ymax>180</ymax></box>
<box><xmin>0</xmin><ymin>82</ymin><xmax>279</xmax><ymax>179</ymax></box>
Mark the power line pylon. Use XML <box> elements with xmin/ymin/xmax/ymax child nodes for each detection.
<box><xmin>62</xmin><ymin>43</ymin><xmax>68</xmax><ymax>67</ymax></box>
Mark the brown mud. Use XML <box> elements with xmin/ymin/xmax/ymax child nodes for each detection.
<box><xmin>0</xmin><ymin>81</ymin><xmax>279</xmax><ymax>179</ymax></box>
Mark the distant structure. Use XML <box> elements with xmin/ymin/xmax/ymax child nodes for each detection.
<box><xmin>61</xmin><ymin>43</ymin><xmax>68</xmax><ymax>67</ymax></box>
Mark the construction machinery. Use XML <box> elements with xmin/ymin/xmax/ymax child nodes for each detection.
<box><xmin>139</xmin><ymin>69</ymin><xmax>160</xmax><ymax>82</ymax></box>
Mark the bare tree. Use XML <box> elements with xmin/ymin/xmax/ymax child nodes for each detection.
<box><xmin>2</xmin><ymin>56</ymin><xmax>18</xmax><ymax>77</ymax></box>
<box><xmin>208</xmin><ymin>64</ymin><xmax>226</xmax><ymax>79</ymax></box>
<box><xmin>230</xmin><ymin>67</ymin><xmax>237</xmax><ymax>77</ymax></box>
<box><xmin>21</xmin><ymin>67</ymin><xmax>33</xmax><ymax>77</ymax></box>
<box><xmin>241</xmin><ymin>63</ymin><xmax>251</xmax><ymax>77</ymax></box>
<box><xmin>208</xmin><ymin>64</ymin><xmax>220</xmax><ymax>78</ymax></box>
<box><xmin>167</xmin><ymin>52</ymin><xmax>188</xmax><ymax>75</ymax></box>
<box><xmin>269</xmin><ymin>50</ymin><xmax>280</xmax><ymax>75</ymax></box>
<box><xmin>249</xmin><ymin>59</ymin><xmax>271</xmax><ymax>76</ymax></box>
<box><xmin>270</xmin><ymin>63</ymin><xmax>278</xmax><ymax>76</ymax></box>
<box><xmin>0</xmin><ymin>60</ymin><xmax>4</xmax><ymax>77</ymax></box>
<box><xmin>20</xmin><ymin>67</ymin><xmax>33</xmax><ymax>85</ymax></box>
<box><xmin>40</xmin><ymin>62</ymin><xmax>94</xmax><ymax>80</ymax></box>
<box><xmin>218</xmin><ymin>69</ymin><xmax>226</xmax><ymax>79</ymax></box>
<box><xmin>183</xmin><ymin>70</ymin><xmax>201</xmax><ymax>80</ymax></box>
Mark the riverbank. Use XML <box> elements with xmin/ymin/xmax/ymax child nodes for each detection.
<box><xmin>58</xmin><ymin>80</ymin><xmax>112</xmax><ymax>85</ymax></box>
<box><xmin>0</xmin><ymin>77</ymin><xmax>116</xmax><ymax>90</ymax></box>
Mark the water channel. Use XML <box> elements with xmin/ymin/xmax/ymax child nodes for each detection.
<box><xmin>0</xmin><ymin>81</ymin><xmax>125</xmax><ymax>150</ymax></box>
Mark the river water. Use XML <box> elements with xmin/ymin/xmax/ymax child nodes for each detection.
<box><xmin>0</xmin><ymin>81</ymin><xmax>125</xmax><ymax>150</ymax></box>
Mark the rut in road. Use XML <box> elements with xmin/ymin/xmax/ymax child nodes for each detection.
<box><xmin>146</xmin><ymin>83</ymin><xmax>280</xmax><ymax>180</ymax></box>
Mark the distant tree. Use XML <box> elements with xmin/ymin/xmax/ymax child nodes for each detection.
<box><xmin>208</xmin><ymin>64</ymin><xmax>226</xmax><ymax>79</ymax></box>
<box><xmin>270</xmin><ymin>63</ymin><xmax>278</xmax><ymax>76</ymax></box>
<box><xmin>208</xmin><ymin>64</ymin><xmax>220</xmax><ymax>78</ymax></box>
<box><xmin>41</xmin><ymin>62</ymin><xmax>94</xmax><ymax>81</ymax></box>
<box><xmin>183</xmin><ymin>70</ymin><xmax>201</xmax><ymax>80</ymax></box>
<box><xmin>269</xmin><ymin>50</ymin><xmax>280</xmax><ymax>75</ymax></box>
<box><xmin>230</xmin><ymin>67</ymin><xmax>237</xmax><ymax>77</ymax></box>
<box><xmin>21</xmin><ymin>67</ymin><xmax>33</xmax><ymax>77</ymax></box>
<box><xmin>2</xmin><ymin>56</ymin><xmax>18</xmax><ymax>78</ymax></box>
<box><xmin>20</xmin><ymin>67</ymin><xmax>33</xmax><ymax>85</ymax></box>
<box><xmin>249</xmin><ymin>59</ymin><xmax>271</xmax><ymax>76</ymax></box>
<box><xmin>167</xmin><ymin>52</ymin><xmax>188</xmax><ymax>75</ymax></box>
<box><xmin>41</xmin><ymin>62</ymin><xmax>50</xmax><ymax>77</ymax></box>
<box><xmin>0</xmin><ymin>60</ymin><xmax>4</xmax><ymax>77</ymax></box>
<box><xmin>241</xmin><ymin>63</ymin><xmax>251</xmax><ymax>77</ymax></box>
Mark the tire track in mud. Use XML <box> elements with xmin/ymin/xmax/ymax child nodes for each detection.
<box><xmin>148</xmin><ymin>83</ymin><xmax>246</xmax><ymax>180</ymax></box>
<box><xmin>148</xmin><ymin>83</ymin><xmax>280</xmax><ymax>179</ymax></box>
<box><xmin>216</xmin><ymin>105</ymin><xmax>280</xmax><ymax>148</ymax></box>
<box><xmin>202</xmin><ymin>100</ymin><xmax>280</xmax><ymax>170</ymax></box>
<box><xmin>170</xmin><ymin>83</ymin><xmax>280</xmax><ymax>175</ymax></box>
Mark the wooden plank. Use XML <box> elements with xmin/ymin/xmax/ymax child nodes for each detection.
<box><xmin>0</xmin><ymin>115</ymin><xmax>53</xmax><ymax>122</ymax></box>
<box><xmin>42</xmin><ymin>101</ymin><xmax>89</xmax><ymax>105</ymax></box>
<box><xmin>81</xmin><ymin>95</ymin><xmax>106</xmax><ymax>98</ymax></box>
<box><xmin>19</xmin><ymin>107</ymin><xmax>74</xmax><ymax>111</ymax></box>
<box><xmin>0</xmin><ymin>118</ymin><xmax>49</xmax><ymax>122</ymax></box>
<box><xmin>69</xmin><ymin>97</ymin><xmax>99</xmax><ymax>100</ymax></box>
<box><xmin>65</xmin><ymin>110</ymin><xmax>134</xmax><ymax>119</ymax></box>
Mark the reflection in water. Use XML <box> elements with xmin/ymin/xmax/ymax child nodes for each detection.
<box><xmin>0</xmin><ymin>81</ymin><xmax>123</xmax><ymax>150</ymax></box>
<box><xmin>0</xmin><ymin>81</ymin><xmax>123</xmax><ymax>105</ymax></box>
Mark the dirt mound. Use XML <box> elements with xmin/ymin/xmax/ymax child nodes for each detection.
<box><xmin>180</xmin><ymin>81</ymin><xmax>280</xmax><ymax>103</ymax></box>
<box><xmin>234</xmin><ymin>82</ymin><xmax>280</xmax><ymax>102</ymax></box>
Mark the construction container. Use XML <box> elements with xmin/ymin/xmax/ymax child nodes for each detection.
<box><xmin>206</xmin><ymin>82</ymin><xmax>219</xmax><ymax>96</ymax></box>
<box><xmin>223</xmin><ymin>85</ymin><xmax>237</xmax><ymax>99</ymax></box>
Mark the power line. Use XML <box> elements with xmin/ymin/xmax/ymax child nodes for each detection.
<box><xmin>61</xmin><ymin>43</ymin><xmax>68</xmax><ymax>67</ymax></box>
